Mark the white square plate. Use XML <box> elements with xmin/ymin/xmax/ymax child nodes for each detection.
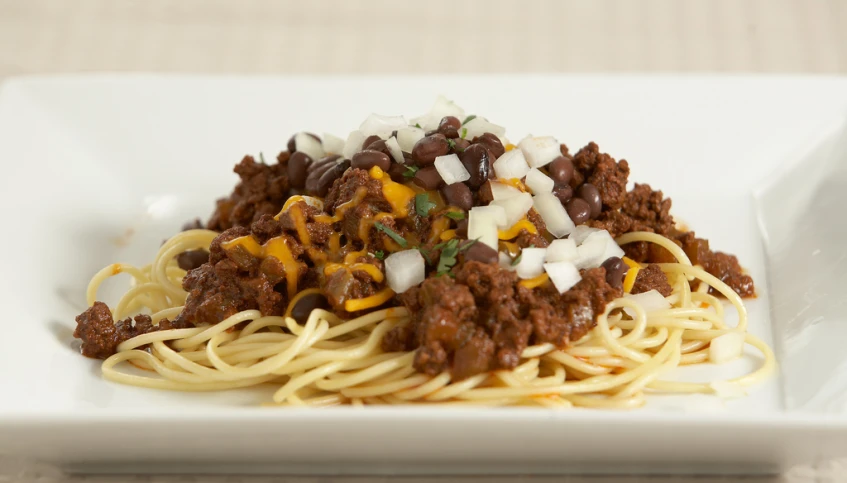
<box><xmin>1</xmin><ymin>75</ymin><xmax>847</xmax><ymax>476</ymax></box>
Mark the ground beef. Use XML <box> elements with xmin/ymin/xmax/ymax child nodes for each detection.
<box><xmin>74</xmin><ymin>302</ymin><xmax>193</xmax><ymax>359</ymax></box>
<box><xmin>673</xmin><ymin>231</ymin><xmax>755</xmax><ymax>297</ymax></box>
<box><xmin>383</xmin><ymin>261</ymin><xmax>621</xmax><ymax>380</ymax></box>
<box><xmin>518</xmin><ymin>208</ymin><xmax>550</xmax><ymax>248</ymax></box>
<box><xmin>324</xmin><ymin>255</ymin><xmax>385</xmax><ymax>313</ymax></box>
<box><xmin>277</xmin><ymin>201</ymin><xmax>335</xmax><ymax>247</ymax></box>
<box><xmin>207</xmin><ymin>154</ymin><xmax>291</xmax><ymax>231</ymax></box>
<box><xmin>175</xmin><ymin>220</ymin><xmax>306</xmax><ymax>326</ymax></box>
<box><xmin>570</xmin><ymin>142</ymin><xmax>630</xmax><ymax>210</ymax></box>
<box><xmin>325</xmin><ymin>168</ymin><xmax>395</xmax><ymax>246</ymax></box>
<box><xmin>631</xmin><ymin>264</ymin><xmax>673</xmax><ymax>297</ymax></box>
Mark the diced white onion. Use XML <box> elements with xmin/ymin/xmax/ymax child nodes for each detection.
<box><xmin>385</xmin><ymin>136</ymin><xmax>405</xmax><ymax>165</ymax></box>
<box><xmin>709</xmin><ymin>381</ymin><xmax>747</xmax><ymax>399</ymax></box>
<box><xmin>343</xmin><ymin>130</ymin><xmax>365</xmax><ymax>159</ymax></box>
<box><xmin>708</xmin><ymin>332</ymin><xmax>745</xmax><ymax>364</ymax></box>
<box><xmin>434</xmin><ymin>154</ymin><xmax>470</xmax><ymax>185</ymax></box>
<box><xmin>295</xmin><ymin>132</ymin><xmax>326</xmax><ymax>161</ymax></box>
<box><xmin>623</xmin><ymin>290</ymin><xmax>671</xmax><ymax>317</ymax></box>
<box><xmin>574</xmin><ymin>230</ymin><xmax>625</xmax><ymax>269</ymax></box>
<box><xmin>532</xmin><ymin>193</ymin><xmax>575</xmax><ymax>238</ymax></box>
<box><xmin>516</xmin><ymin>247</ymin><xmax>547</xmax><ymax>279</ymax></box>
<box><xmin>396</xmin><ymin>126</ymin><xmax>425</xmax><ymax>153</ymax></box>
<box><xmin>410</xmin><ymin>95</ymin><xmax>465</xmax><ymax>131</ymax></box>
<box><xmin>525</xmin><ymin>168</ymin><xmax>555</xmax><ymax>194</ymax></box>
<box><xmin>518</xmin><ymin>136</ymin><xmax>561</xmax><ymax>168</ymax></box>
<box><xmin>499</xmin><ymin>252</ymin><xmax>515</xmax><ymax>271</ymax></box>
<box><xmin>470</xmin><ymin>205</ymin><xmax>507</xmax><ymax>228</ymax></box>
<box><xmin>322</xmin><ymin>133</ymin><xmax>345</xmax><ymax>155</ymax></box>
<box><xmin>493</xmin><ymin>149</ymin><xmax>531</xmax><ymax>180</ymax></box>
<box><xmin>569</xmin><ymin>225</ymin><xmax>601</xmax><ymax>245</ymax></box>
<box><xmin>544</xmin><ymin>261</ymin><xmax>582</xmax><ymax>293</ymax></box>
<box><xmin>468</xmin><ymin>209</ymin><xmax>500</xmax><ymax>250</ymax></box>
<box><xmin>385</xmin><ymin>249</ymin><xmax>425</xmax><ymax>294</ymax></box>
<box><xmin>462</xmin><ymin>117</ymin><xmax>506</xmax><ymax>141</ymax></box>
<box><xmin>490</xmin><ymin>192</ymin><xmax>533</xmax><ymax>229</ymax></box>
<box><xmin>359</xmin><ymin>114</ymin><xmax>408</xmax><ymax>138</ymax></box>
<box><xmin>545</xmin><ymin>238</ymin><xmax>579</xmax><ymax>263</ymax></box>
<box><xmin>489</xmin><ymin>181</ymin><xmax>522</xmax><ymax>200</ymax></box>
<box><xmin>281</xmin><ymin>195</ymin><xmax>325</xmax><ymax>213</ymax></box>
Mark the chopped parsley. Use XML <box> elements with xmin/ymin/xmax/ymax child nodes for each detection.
<box><xmin>462</xmin><ymin>115</ymin><xmax>477</xmax><ymax>125</ymax></box>
<box><xmin>416</xmin><ymin>246</ymin><xmax>432</xmax><ymax>265</ymax></box>
<box><xmin>403</xmin><ymin>165</ymin><xmax>419</xmax><ymax>179</ymax></box>
<box><xmin>434</xmin><ymin>238</ymin><xmax>478</xmax><ymax>276</ymax></box>
<box><xmin>374</xmin><ymin>222</ymin><xmax>407</xmax><ymax>248</ymax></box>
<box><xmin>415</xmin><ymin>193</ymin><xmax>437</xmax><ymax>217</ymax></box>
<box><xmin>373</xmin><ymin>250</ymin><xmax>385</xmax><ymax>260</ymax></box>
<box><xmin>415</xmin><ymin>123</ymin><xmax>422</xmax><ymax>129</ymax></box>
<box><xmin>445</xmin><ymin>210</ymin><xmax>465</xmax><ymax>221</ymax></box>
<box><xmin>510</xmin><ymin>253</ymin><xmax>522</xmax><ymax>267</ymax></box>
<box><xmin>447</xmin><ymin>138</ymin><xmax>457</xmax><ymax>150</ymax></box>
<box><xmin>460</xmin><ymin>127</ymin><xmax>468</xmax><ymax>139</ymax></box>
<box><xmin>258</xmin><ymin>152</ymin><xmax>266</xmax><ymax>164</ymax></box>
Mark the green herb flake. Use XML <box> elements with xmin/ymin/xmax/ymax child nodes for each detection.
<box><xmin>415</xmin><ymin>193</ymin><xmax>437</xmax><ymax>217</ymax></box>
<box><xmin>258</xmin><ymin>152</ymin><xmax>266</xmax><ymax>164</ymax></box>
<box><xmin>415</xmin><ymin>123</ymin><xmax>422</xmax><ymax>129</ymax></box>
<box><xmin>416</xmin><ymin>247</ymin><xmax>432</xmax><ymax>265</ymax></box>
<box><xmin>510</xmin><ymin>253</ymin><xmax>523</xmax><ymax>267</ymax></box>
<box><xmin>373</xmin><ymin>250</ymin><xmax>385</xmax><ymax>260</ymax></box>
<box><xmin>374</xmin><ymin>222</ymin><xmax>408</xmax><ymax>248</ymax></box>
<box><xmin>460</xmin><ymin>127</ymin><xmax>468</xmax><ymax>139</ymax></box>
<box><xmin>447</xmin><ymin>138</ymin><xmax>457</xmax><ymax>150</ymax></box>
<box><xmin>403</xmin><ymin>165</ymin><xmax>419</xmax><ymax>179</ymax></box>
<box><xmin>436</xmin><ymin>238</ymin><xmax>462</xmax><ymax>275</ymax></box>
<box><xmin>462</xmin><ymin>115</ymin><xmax>477</xmax><ymax>125</ymax></box>
<box><xmin>445</xmin><ymin>211</ymin><xmax>465</xmax><ymax>221</ymax></box>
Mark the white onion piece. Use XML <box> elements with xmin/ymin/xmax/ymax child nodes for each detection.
<box><xmin>490</xmin><ymin>192</ymin><xmax>533</xmax><ymax>229</ymax></box>
<box><xmin>569</xmin><ymin>225</ymin><xmax>601</xmax><ymax>245</ymax></box>
<box><xmin>385</xmin><ymin>136</ymin><xmax>405</xmax><ymax>165</ymax></box>
<box><xmin>343</xmin><ymin>130</ymin><xmax>365</xmax><ymax>159</ymax></box>
<box><xmin>516</xmin><ymin>247</ymin><xmax>547</xmax><ymax>279</ymax></box>
<box><xmin>544</xmin><ymin>261</ymin><xmax>581</xmax><ymax>293</ymax></box>
<box><xmin>525</xmin><ymin>168</ymin><xmax>554</xmax><ymax>194</ymax></box>
<box><xmin>396</xmin><ymin>126</ymin><xmax>425</xmax><ymax>153</ymax></box>
<box><xmin>470</xmin><ymin>204</ymin><xmax>507</xmax><ymax>228</ymax></box>
<box><xmin>468</xmin><ymin>209</ymin><xmax>500</xmax><ymax>250</ymax></box>
<box><xmin>575</xmin><ymin>230</ymin><xmax>625</xmax><ymax>269</ymax></box>
<box><xmin>709</xmin><ymin>332</ymin><xmax>745</xmax><ymax>364</ymax></box>
<box><xmin>462</xmin><ymin>117</ymin><xmax>506</xmax><ymax>140</ymax></box>
<box><xmin>282</xmin><ymin>195</ymin><xmax>325</xmax><ymax>213</ymax></box>
<box><xmin>489</xmin><ymin>181</ymin><xmax>522</xmax><ymax>200</ymax></box>
<box><xmin>385</xmin><ymin>249</ymin><xmax>425</xmax><ymax>294</ymax></box>
<box><xmin>545</xmin><ymin>238</ymin><xmax>578</xmax><ymax>263</ymax></box>
<box><xmin>532</xmin><ymin>193</ymin><xmax>575</xmax><ymax>238</ymax></box>
<box><xmin>295</xmin><ymin>132</ymin><xmax>325</xmax><ymax>161</ymax></box>
<box><xmin>519</xmin><ymin>136</ymin><xmax>561</xmax><ymax>168</ymax></box>
<box><xmin>709</xmin><ymin>381</ymin><xmax>747</xmax><ymax>399</ymax></box>
<box><xmin>499</xmin><ymin>252</ymin><xmax>515</xmax><ymax>271</ymax></box>
<box><xmin>493</xmin><ymin>149</ymin><xmax>531</xmax><ymax>180</ymax></box>
<box><xmin>410</xmin><ymin>95</ymin><xmax>465</xmax><ymax>131</ymax></box>
<box><xmin>623</xmin><ymin>290</ymin><xmax>671</xmax><ymax>317</ymax></box>
<box><xmin>321</xmin><ymin>133</ymin><xmax>345</xmax><ymax>155</ymax></box>
<box><xmin>359</xmin><ymin>114</ymin><xmax>408</xmax><ymax>138</ymax></box>
<box><xmin>434</xmin><ymin>154</ymin><xmax>470</xmax><ymax>185</ymax></box>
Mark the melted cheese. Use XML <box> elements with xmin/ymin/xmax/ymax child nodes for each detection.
<box><xmin>498</xmin><ymin>219</ymin><xmax>538</xmax><ymax>240</ymax></box>
<box><xmin>439</xmin><ymin>229</ymin><xmax>457</xmax><ymax>241</ymax></box>
<box><xmin>222</xmin><ymin>235</ymin><xmax>304</xmax><ymax>299</ymax></box>
<box><xmin>622</xmin><ymin>257</ymin><xmax>642</xmax><ymax>293</ymax></box>
<box><xmin>519</xmin><ymin>272</ymin><xmax>550</xmax><ymax>289</ymax></box>
<box><xmin>344</xmin><ymin>287</ymin><xmax>395</xmax><ymax>312</ymax></box>
<box><xmin>369</xmin><ymin>166</ymin><xmax>416</xmax><ymax>218</ymax></box>
<box><xmin>324</xmin><ymin>263</ymin><xmax>384</xmax><ymax>283</ymax></box>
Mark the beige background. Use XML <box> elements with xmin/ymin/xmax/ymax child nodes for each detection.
<box><xmin>1</xmin><ymin>0</ymin><xmax>845</xmax><ymax>482</ymax></box>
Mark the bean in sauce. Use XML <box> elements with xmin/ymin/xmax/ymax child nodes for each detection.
<box><xmin>290</xmin><ymin>292</ymin><xmax>330</xmax><ymax>324</ymax></box>
<box><xmin>547</xmin><ymin>156</ymin><xmax>574</xmax><ymax>186</ymax></box>
<box><xmin>352</xmin><ymin>150</ymin><xmax>391</xmax><ymax>172</ymax></box>
<box><xmin>361</xmin><ymin>135</ymin><xmax>381</xmax><ymax>151</ymax></box>
<box><xmin>474</xmin><ymin>133</ymin><xmax>505</xmax><ymax>159</ymax></box>
<box><xmin>441</xmin><ymin>182</ymin><xmax>473</xmax><ymax>211</ymax></box>
<box><xmin>412</xmin><ymin>166</ymin><xmax>444</xmax><ymax>190</ymax></box>
<box><xmin>464</xmin><ymin>241</ymin><xmax>498</xmax><ymax>265</ymax></box>
<box><xmin>553</xmin><ymin>185</ymin><xmax>573</xmax><ymax>204</ymax></box>
<box><xmin>287</xmin><ymin>132</ymin><xmax>320</xmax><ymax>153</ymax></box>
<box><xmin>566</xmin><ymin>197</ymin><xmax>591</xmax><ymax>225</ymax></box>
<box><xmin>288</xmin><ymin>151</ymin><xmax>312</xmax><ymax>189</ymax></box>
<box><xmin>576</xmin><ymin>183</ymin><xmax>602</xmax><ymax>218</ymax></box>
<box><xmin>459</xmin><ymin>144</ymin><xmax>491</xmax><ymax>189</ymax></box>
<box><xmin>601</xmin><ymin>256</ymin><xmax>627</xmax><ymax>289</ymax></box>
<box><xmin>411</xmin><ymin>133</ymin><xmax>450</xmax><ymax>166</ymax></box>
<box><xmin>438</xmin><ymin>116</ymin><xmax>461</xmax><ymax>138</ymax></box>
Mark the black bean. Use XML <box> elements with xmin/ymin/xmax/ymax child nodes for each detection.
<box><xmin>474</xmin><ymin>132</ymin><xmax>505</xmax><ymax>159</ymax></box>
<box><xmin>290</xmin><ymin>292</ymin><xmax>330</xmax><ymax>324</ymax></box>
<box><xmin>315</xmin><ymin>158</ymin><xmax>350</xmax><ymax>196</ymax></box>
<box><xmin>601</xmin><ymin>256</ymin><xmax>628</xmax><ymax>289</ymax></box>
<box><xmin>548</xmin><ymin>156</ymin><xmax>574</xmax><ymax>186</ymax></box>
<box><xmin>459</xmin><ymin>144</ymin><xmax>491</xmax><ymax>189</ymax></box>
<box><xmin>455</xmin><ymin>218</ymin><xmax>469</xmax><ymax>237</ymax></box>
<box><xmin>387</xmin><ymin>162</ymin><xmax>407</xmax><ymax>183</ymax></box>
<box><xmin>452</xmin><ymin>137</ymin><xmax>470</xmax><ymax>153</ymax></box>
<box><xmin>553</xmin><ymin>185</ymin><xmax>573</xmax><ymax>204</ymax></box>
<box><xmin>577</xmin><ymin>183</ymin><xmax>602</xmax><ymax>218</ymax></box>
<box><xmin>411</xmin><ymin>134</ymin><xmax>450</xmax><ymax>166</ymax></box>
<box><xmin>566</xmin><ymin>197</ymin><xmax>591</xmax><ymax>225</ymax></box>
<box><xmin>287</xmin><ymin>132</ymin><xmax>320</xmax><ymax>153</ymax></box>
<box><xmin>176</xmin><ymin>249</ymin><xmax>209</xmax><ymax>271</ymax></box>
<box><xmin>438</xmin><ymin>116</ymin><xmax>461</xmax><ymax>138</ymax></box>
<box><xmin>361</xmin><ymin>135</ymin><xmax>381</xmax><ymax>151</ymax></box>
<box><xmin>352</xmin><ymin>150</ymin><xmax>391</xmax><ymax>172</ymax></box>
<box><xmin>477</xmin><ymin>180</ymin><xmax>494</xmax><ymax>205</ymax></box>
<box><xmin>287</xmin><ymin>151</ymin><xmax>312</xmax><ymax>189</ymax></box>
<box><xmin>464</xmin><ymin>241</ymin><xmax>499</xmax><ymax>265</ymax></box>
<box><xmin>441</xmin><ymin>182</ymin><xmax>473</xmax><ymax>211</ymax></box>
<box><xmin>412</xmin><ymin>166</ymin><xmax>444</xmax><ymax>190</ymax></box>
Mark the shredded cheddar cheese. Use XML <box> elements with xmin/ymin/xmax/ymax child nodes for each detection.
<box><xmin>222</xmin><ymin>235</ymin><xmax>304</xmax><ymax>299</ymax></box>
<box><xmin>498</xmin><ymin>219</ymin><xmax>538</xmax><ymax>240</ymax></box>
<box><xmin>344</xmin><ymin>287</ymin><xmax>395</xmax><ymax>312</ymax></box>
<box><xmin>622</xmin><ymin>257</ymin><xmax>642</xmax><ymax>293</ymax></box>
<box><xmin>519</xmin><ymin>272</ymin><xmax>550</xmax><ymax>289</ymax></box>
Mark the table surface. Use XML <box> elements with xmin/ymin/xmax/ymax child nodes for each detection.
<box><xmin>1</xmin><ymin>0</ymin><xmax>846</xmax><ymax>481</ymax></box>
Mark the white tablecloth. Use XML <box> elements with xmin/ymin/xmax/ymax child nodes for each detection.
<box><xmin>1</xmin><ymin>0</ymin><xmax>845</xmax><ymax>481</ymax></box>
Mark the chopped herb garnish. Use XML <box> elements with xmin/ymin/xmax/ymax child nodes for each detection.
<box><xmin>460</xmin><ymin>239</ymin><xmax>478</xmax><ymax>251</ymax></box>
<box><xmin>460</xmin><ymin>127</ymin><xmax>468</xmax><ymax>139</ymax></box>
<box><xmin>462</xmin><ymin>115</ymin><xmax>477</xmax><ymax>125</ymax></box>
<box><xmin>510</xmin><ymin>253</ymin><xmax>522</xmax><ymax>266</ymax></box>
<box><xmin>403</xmin><ymin>165</ymin><xmax>419</xmax><ymax>178</ymax></box>
<box><xmin>415</xmin><ymin>123</ymin><xmax>422</xmax><ymax>129</ymax></box>
<box><xmin>447</xmin><ymin>138</ymin><xmax>457</xmax><ymax>150</ymax></box>
<box><xmin>416</xmin><ymin>247</ymin><xmax>432</xmax><ymax>265</ymax></box>
<box><xmin>445</xmin><ymin>211</ymin><xmax>465</xmax><ymax>220</ymax></box>
<box><xmin>415</xmin><ymin>193</ymin><xmax>437</xmax><ymax>217</ymax></box>
<box><xmin>259</xmin><ymin>152</ymin><xmax>266</xmax><ymax>164</ymax></box>
<box><xmin>436</xmin><ymin>238</ymin><xmax>461</xmax><ymax>275</ymax></box>
<box><xmin>374</xmin><ymin>222</ymin><xmax>407</xmax><ymax>248</ymax></box>
<box><xmin>373</xmin><ymin>250</ymin><xmax>385</xmax><ymax>260</ymax></box>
